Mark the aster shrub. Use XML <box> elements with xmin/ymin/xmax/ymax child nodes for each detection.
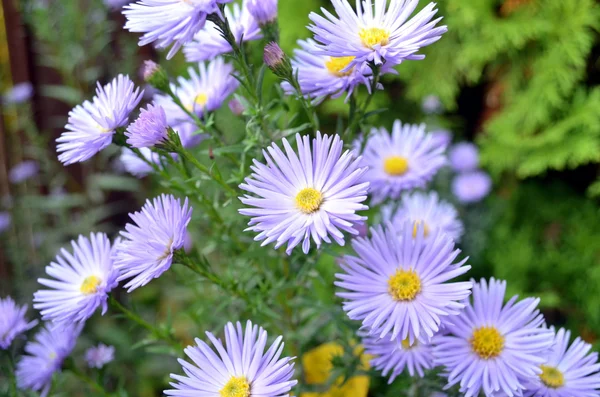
<box><xmin>2</xmin><ymin>1</ymin><xmax>599</xmax><ymax>397</ymax></box>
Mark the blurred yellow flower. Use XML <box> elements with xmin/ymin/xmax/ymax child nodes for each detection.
<box><xmin>300</xmin><ymin>342</ymin><xmax>371</xmax><ymax>397</ymax></box>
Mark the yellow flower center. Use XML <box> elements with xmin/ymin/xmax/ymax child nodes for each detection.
<box><xmin>359</xmin><ymin>27</ymin><xmax>390</xmax><ymax>49</ymax></box>
<box><xmin>401</xmin><ymin>338</ymin><xmax>416</xmax><ymax>349</ymax></box>
<box><xmin>220</xmin><ymin>376</ymin><xmax>250</xmax><ymax>397</ymax></box>
<box><xmin>540</xmin><ymin>365</ymin><xmax>565</xmax><ymax>389</ymax></box>
<box><xmin>471</xmin><ymin>327</ymin><xmax>504</xmax><ymax>359</ymax></box>
<box><xmin>388</xmin><ymin>269</ymin><xmax>421</xmax><ymax>301</ymax></box>
<box><xmin>383</xmin><ymin>156</ymin><xmax>409</xmax><ymax>176</ymax></box>
<box><xmin>412</xmin><ymin>220</ymin><xmax>430</xmax><ymax>238</ymax></box>
<box><xmin>80</xmin><ymin>275</ymin><xmax>101</xmax><ymax>295</ymax></box>
<box><xmin>295</xmin><ymin>187</ymin><xmax>324</xmax><ymax>214</ymax></box>
<box><xmin>186</xmin><ymin>93</ymin><xmax>208</xmax><ymax>112</ymax></box>
<box><xmin>325</xmin><ymin>56</ymin><xmax>356</xmax><ymax>77</ymax></box>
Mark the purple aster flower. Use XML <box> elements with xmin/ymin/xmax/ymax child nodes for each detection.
<box><xmin>451</xmin><ymin>170</ymin><xmax>492</xmax><ymax>204</ymax></box>
<box><xmin>0</xmin><ymin>212</ymin><xmax>10</xmax><ymax>232</ymax></box>
<box><xmin>336</xmin><ymin>223</ymin><xmax>472</xmax><ymax>343</ymax></box>
<box><xmin>434</xmin><ymin>278</ymin><xmax>554</xmax><ymax>397</ymax></box>
<box><xmin>125</xmin><ymin>104</ymin><xmax>168</xmax><ymax>148</ymax></box>
<box><xmin>153</xmin><ymin>58</ymin><xmax>238</xmax><ymax>125</ymax></box>
<box><xmin>430</xmin><ymin>129</ymin><xmax>452</xmax><ymax>150</ymax></box>
<box><xmin>308</xmin><ymin>0</ymin><xmax>447</xmax><ymax>69</ymax></box>
<box><xmin>57</xmin><ymin>75</ymin><xmax>143</xmax><ymax>165</ymax></box>
<box><xmin>114</xmin><ymin>194</ymin><xmax>192</xmax><ymax>292</ymax></box>
<box><xmin>165</xmin><ymin>320</ymin><xmax>297</xmax><ymax>396</ymax></box>
<box><xmin>523</xmin><ymin>327</ymin><xmax>600</xmax><ymax>397</ymax></box>
<box><xmin>33</xmin><ymin>233</ymin><xmax>119</xmax><ymax>325</ymax></box>
<box><xmin>119</xmin><ymin>147</ymin><xmax>162</xmax><ymax>177</ymax></box>
<box><xmin>16</xmin><ymin>323</ymin><xmax>82</xmax><ymax>397</ymax></box>
<box><xmin>358</xmin><ymin>121</ymin><xmax>446</xmax><ymax>204</ymax></box>
<box><xmin>3</xmin><ymin>82</ymin><xmax>33</xmax><ymax>104</ymax></box>
<box><xmin>0</xmin><ymin>297</ymin><xmax>37</xmax><ymax>349</ymax></box>
<box><xmin>363</xmin><ymin>332</ymin><xmax>435</xmax><ymax>382</ymax></box>
<box><xmin>282</xmin><ymin>39</ymin><xmax>394</xmax><ymax>102</ymax></box>
<box><xmin>123</xmin><ymin>0</ymin><xmax>231</xmax><ymax>60</ymax></box>
<box><xmin>85</xmin><ymin>343</ymin><xmax>115</xmax><ymax>369</ymax></box>
<box><xmin>184</xmin><ymin>2</ymin><xmax>262</xmax><ymax>62</ymax></box>
<box><xmin>449</xmin><ymin>142</ymin><xmax>479</xmax><ymax>172</ymax></box>
<box><xmin>8</xmin><ymin>160</ymin><xmax>39</xmax><ymax>184</ymax></box>
<box><xmin>422</xmin><ymin>95</ymin><xmax>443</xmax><ymax>114</ymax></box>
<box><xmin>246</xmin><ymin>0</ymin><xmax>277</xmax><ymax>25</ymax></box>
<box><xmin>384</xmin><ymin>191</ymin><xmax>464</xmax><ymax>242</ymax></box>
<box><xmin>239</xmin><ymin>133</ymin><xmax>369</xmax><ymax>254</ymax></box>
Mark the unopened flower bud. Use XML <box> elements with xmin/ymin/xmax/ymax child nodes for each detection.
<box><xmin>142</xmin><ymin>60</ymin><xmax>169</xmax><ymax>92</ymax></box>
<box><xmin>228</xmin><ymin>98</ymin><xmax>245</xmax><ymax>116</ymax></box>
<box><xmin>264</xmin><ymin>42</ymin><xmax>291</xmax><ymax>79</ymax></box>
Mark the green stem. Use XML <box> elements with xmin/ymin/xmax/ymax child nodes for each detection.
<box><xmin>289</xmin><ymin>77</ymin><xmax>320</xmax><ymax>132</ymax></box>
<box><xmin>3</xmin><ymin>350</ymin><xmax>18</xmax><ymax>397</ymax></box>
<box><xmin>175</xmin><ymin>251</ymin><xmax>249</xmax><ymax>301</ymax></box>
<box><xmin>178</xmin><ymin>149</ymin><xmax>238</xmax><ymax>197</ymax></box>
<box><xmin>66</xmin><ymin>361</ymin><xmax>111</xmax><ymax>397</ymax></box>
<box><xmin>346</xmin><ymin>64</ymin><xmax>381</xmax><ymax>138</ymax></box>
<box><xmin>109</xmin><ymin>296</ymin><xmax>181</xmax><ymax>350</ymax></box>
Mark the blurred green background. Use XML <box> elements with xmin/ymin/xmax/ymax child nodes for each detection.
<box><xmin>1</xmin><ymin>0</ymin><xmax>599</xmax><ymax>395</ymax></box>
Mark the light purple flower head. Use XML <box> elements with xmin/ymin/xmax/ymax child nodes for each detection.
<box><xmin>430</xmin><ymin>129</ymin><xmax>452</xmax><ymax>150</ymax></box>
<box><xmin>0</xmin><ymin>297</ymin><xmax>38</xmax><ymax>349</ymax></box>
<box><xmin>434</xmin><ymin>278</ymin><xmax>554</xmax><ymax>397</ymax></box>
<box><xmin>422</xmin><ymin>94</ymin><xmax>443</xmax><ymax>114</ymax></box>
<box><xmin>0</xmin><ymin>212</ymin><xmax>10</xmax><ymax>232</ymax></box>
<box><xmin>362</xmin><ymin>331</ymin><xmax>435</xmax><ymax>382</ymax></box>
<box><xmin>153</xmin><ymin>58</ymin><xmax>238</xmax><ymax>126</ymax></box>
<box><xmin>165</xmin><ymin>320</ymin><xmax>297</xmax><ymax>396</ymax></box>
<box><xmin>119</xmin><ymin>147</ymin><xmax>161</xmax><ymax>178</ymax></box>
<box><xmin>3</xmin><ymin>82</ymin><xmax>33</xmax><ymax>104</ymax></box>
<box><xmin>246</xmin><ymin>0</ymin><xmax>277</xmax><ymax>25</ymax></box>
<box><xmin>449</xmin><ymin>142</ymin><xmax>479</xmax><ymax>172</ymax></box>
<box><xmin>239</xmin><ymin>133</ymin><xmax>369</xmax><ymax>254</ymax></box>
<box><xmin>308</xmin><ymin>0</ymin><xmax>447</xmax><ymax>69</ymax></box>
<box><xmin>9</xmin><ymin>160</ymin><xmax>39</xmax><ymax>184</ymax></box>
<box><xmin>452</xmin><ymin>170</ymin><xmax>492</xmax><ymax>204</ymax></box>
<box><xmin>85</xmin><ymin>344</ymin><xmax>115</xmax><ymax>369</ymax></box>
<box><xmin>336</xmin><ymin>223</ymin><xmax>472</xmax><ymax>344</ymax></box>
<box><xmin>16</xmin><ymin>323</ymin><xmax>82</xmax><ymax>397</ymax></box>
<box><xmin>184</xmin><ymin>1</ymin><xmax>262</xmax><ymax>62</ymax></box>
<box><xmin>123</xmin><ymin>0</ymin><xmax>232</xmax><ymax>60</ymax></box>
<box><xmin>358</xmin><ymin>121</ymin><xmax>447</xmax><ymax>204</ymax></box>
<box><xmin>114</xmin><ymin>194</ymin><xmax>193</xmax><ymax>292</ymax></box>
<box><xmin>57</xmin><ymin>75</ymin><xmax>143</xmax><ymax>165</ymax></box>
<box><xmin>282</xmin><ymin>39</ymin><xmax>394</xmax><ymax>102</ymax></box>
<box><xmin>33</xmin><ymin>233</ymin><xmax>119</xmax><ymax>325</ymax></box>
<box><xmin>384</xmin><ymin>191</ymin><xmax>464</xmax><ymax>242</ymax></box>
<box><xmin>125</xmin><ymin>104</ymin><xmax>168</xmax><ymax>148</ymax></box>
<box><xmin>523</xmin><ymin>327</ymin><xmax>600</xmax><ymax>397</ymax></box>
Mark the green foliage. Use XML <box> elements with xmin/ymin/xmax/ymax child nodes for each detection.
<box><xmin>485</xmin><ymin>181</ymin><xmax>600</xmax><ymax>336</ymax></box>
<box><xmin>398</xmin><ymin>0</ymin><xmax>600</xmax><ymax>191</ymax></box>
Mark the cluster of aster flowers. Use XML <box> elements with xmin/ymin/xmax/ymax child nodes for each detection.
<box><xmin>4</xmin><ymin>0</ymin><xmax>600</xmax><ymax>396</ymax></box>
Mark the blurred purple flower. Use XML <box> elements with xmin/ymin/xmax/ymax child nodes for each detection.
<box><xmin>449</xmin><ymin>142</ymin><xmax>479</xmax><ymax>172</ymax></box>
<box><xmin>429</xmin><ymin>129</ymin><xmax>452</xmax><ymax>150</ymax></box>
<box><xmin>421</xmin><ymin>95</ymin><xmax>443</xmax><ymax>114</ymax></box>
<box><xmin>3</xmin><ymin>82</ymin><xmax>33</xmax><ymax>104</ymax></box>
<box><xmin>452</xmin><ymin>171</ymin><xmax>492</xmax><ymax>204</ymax></box>
<box><xmin>0</xmin><ymin>297</ymin><xmax>37</xmax><ymax>349</ymax></box>
<box><xmin>246</xmin><ymin>0</ymin><xmax>278</xmax><ymax>25</ymax></box>
<box><xmin>0</xmin><ymin>212</ymin><xmax>10</xmax><ymax>233</ymax></box>
<box><xmin>9</xmin><ymin>160</ymin><xmax>39</xmax><ymax>184</ymax></box>
<box><xmin>85</xmin><ymin>344</ymin><xmax>115</xmax><ymax>369</ymax></box>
